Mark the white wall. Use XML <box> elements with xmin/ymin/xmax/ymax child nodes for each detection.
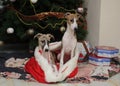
<box><xmin>86</xmin><ymin>0</ymin><xmax>120</xmax><ymax>50</ymax></box>
<box><xmin>85</xmin><ymin>0</ymin><xmax>101</xmax><ymax>47</ymax></box>
<box><xmin>99</xmin><ymin>0</ymin><xmax>120</xmax><ymax>49</ymax></box>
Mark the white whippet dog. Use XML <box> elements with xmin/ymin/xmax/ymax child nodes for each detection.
<box><xmin>60</xmin><ymin>12</ymin><xmax>80</xmax><ymax>67</ymax></box>
<box><xmin>34</xmin><ymin>33</ymin><xmax>56</xmax><ymax>66</ymax></box>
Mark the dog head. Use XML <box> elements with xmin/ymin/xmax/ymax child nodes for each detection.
<box><xmin>34</xmin><ymin>33</ymin><xmax>54</xmax><ymax>52</ymax></box>
<box><xmin>64</xmin><ymin>12</ymin><xmax>80</xmax><ymax>30</ymax></box>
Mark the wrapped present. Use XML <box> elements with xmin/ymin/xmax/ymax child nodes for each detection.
<box><xmin>95</xmin><ymin>46</ymin><xmax>119</xmax><ymax>58</ymax></box>
<box><xmin>77</xmin><ymin>41</ymin><xmax>93</xmax><ymax>62</ymax></box>
<box><xmin>89</xmin><ymin>54</ymin><xmax>111</xmax><ymax>65</ymax></box>
<box><xmin>50</xmin><ymin>41</ymin><xmax>93</xmax><ymax>63</ymax></box>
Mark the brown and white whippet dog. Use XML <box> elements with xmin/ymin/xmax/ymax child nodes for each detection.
<box><xmin>34</xmin><ymin>33</ymin><xmax>63</xmax><ymax>82</ymax></box>
<box><xmin>60</xmin><ymin>12</ymin><xmax>80</xmax><ymax>67</ymax></box>
<box><xmin>34</xmin><ymin>33</ymin><xmax>55</xmax><ymax>65</ymax></box>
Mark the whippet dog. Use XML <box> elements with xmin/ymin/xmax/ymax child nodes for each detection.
<box><xmin>60</xmin><ymin>12</ymin><xmax>80</xmax><ymax>67</ymax></box>
<box><xmin>34</xmin><ymin>33</ymin><xmax>64</xmax><ymax>82</ymax></box>
<box><xmin>34</xmin><ymin>33</ymin><xmax>55</xmax><ymax>65</ymax></box>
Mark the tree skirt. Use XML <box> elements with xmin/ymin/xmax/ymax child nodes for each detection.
<box><xmin>0</xmin><ymin>56</ymin><xmax>120</xmax><ymax>84</ymax></box>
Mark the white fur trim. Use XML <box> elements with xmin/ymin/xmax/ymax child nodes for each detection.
<box><xmin>34</xmin><ymin>44</ymin><xmax>79</xmax><ymax>82</ymax></box>
<box><xmin>49</xmin><ymin>41</ymin><xmax>62</xmax><ymax>51</ymax></box>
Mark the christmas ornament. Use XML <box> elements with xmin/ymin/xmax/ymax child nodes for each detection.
<box><xmin>0</xmin><ymin>40</ymin><xmax>4</xmax><ymax>46</ymax></box>
<box><xmin>60</xmin><ymin>26</ymin><xmax>65</xmax><ymax>32</ymax></box>
<box><xmin>6</xmin><ymin>27</ymin><xmax>14</xmax><ymax>34</ymax></box>
<box><xmin>0</xmin><ymin>5</ymin><xmax>4</xmax><ymax>10</ymax></box>
<box><xmin>27</xmin><ymin>28</ymin><xmax>34</xmax><ymax>35</ymax></box>
<box><xmin>30</xmin><ymin>0</ymin><xmax>38</xmax><ymax>4</ymax></box>
<box><xmin>77</xmin><ymin>7</ymin><xmax>84</xmax><ymax>13</ymax></box>
<box><xmin>10</xmin><ymin>0</ymin><xmax>16</xmax><ymax>2</ymax></box>
<box><xmin>0</xmin><ymin>1</ymin><xmax>4</xmax><ymax>10</ymax></box>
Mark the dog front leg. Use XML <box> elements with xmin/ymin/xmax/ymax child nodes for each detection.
<box><xmin>60</xmin><ymin>49</ymin><xmax>64</xmax><ymax>68</ymax></box>
<box><xmin>71</xmin><ymin>46</ymin><xmax>76</xmax><ymax>58</ymax></box>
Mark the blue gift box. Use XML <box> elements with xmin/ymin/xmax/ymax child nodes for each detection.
<box><xmin>95</xmin><ymin>46</ymin><xmax>119</xmax><ymax>58</ymax></box>
<box><xmin>89</xmin><ymin>54</ymin><xmax>111</xmax><ymax>65</ymax></box>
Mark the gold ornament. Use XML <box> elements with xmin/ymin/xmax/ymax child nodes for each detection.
<box><xmin>27</xmin><ymin>28</ymin><xmax>34</xmax><ymax>35</ymax></box>
<box><xmin>30</xmin><ymin>0</ymin><xmax>38</xmax><ymax>4</ymax></box>
<box><xmin>0</xmin><ymin>40</ymin><xmax>4</xmax><ymax>46</ymax></box>
<box><xmin>60</xmin><ymin>26</ymin><xmax>66</xmax><ymax>32</ymax></box>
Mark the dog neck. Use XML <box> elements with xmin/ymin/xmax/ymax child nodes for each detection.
<box><xmin>66</xmin><ymin>23</ymin><xmax>76</xmax><ymax>36</ymax></box>
<box><xmin>38</xmin><ymin>46</ymin><xmax>51</xmax><ymax>63</ymax></box>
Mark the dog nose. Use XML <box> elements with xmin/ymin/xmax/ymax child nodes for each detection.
<box><xmin>45</xmin><ymin>49</ymin><xmax>49</xmax><ymax>52</ymax></box>
<box><xmin>74</xmin><ymin>27</ymin><xmax>78</xmax><ymax>30</ymax></box>
<box><xmin>75</xmin><ymin>27</ymin><xmax>78</xmax><ymax>29</ymax></box>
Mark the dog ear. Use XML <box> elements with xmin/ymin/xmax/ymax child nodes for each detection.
<box><xmin>47</xmin><ymin>34</ymin><xmax>54</xmax><ymax>40</ymax></box>
<box><xmin>76</xmin><ymin>13</ymin><xmax>81</xmax><ymax>19</ymax></box>
<box><xmin>64</xmin><ymin>12</ymin><xmax>71</xmax><ymax>18</ymax></box>
<box><xmin>75</xmin><ymin>12</ymin><xmax>84</xmax><ymax>21</ymax></box>
<box><xmin>34</xmin><ymin>33</ymin><xmax>43</xmax><ymax>39</ymax></box>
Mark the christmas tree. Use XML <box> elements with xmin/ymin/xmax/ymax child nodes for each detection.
<box><xmin>0</xmin><ymin>0</ymin><xmax>87</xmax><ymax>50</ymax></box>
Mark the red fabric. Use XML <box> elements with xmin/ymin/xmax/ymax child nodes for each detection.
<box><xmin>25</xmin><ymin>57</ymin><xmax>47</xmax><ymax>83</ymax></box>
<box><xmin>78</xmin><ymin>53</ymin><xmax>86</xmax><ymax>63</ymax></box>
<box><xmin>39</xmin><ymin>50</ymin><xmax>42</xmax><ymax>54</ymax></box>
<box><xmin>79</xmin><ymin>53</ymin><xmax>84</xmax><ymax>58</ymax></box>
<box><xmin>56</xmin><ymin>63</ymin><xmax>78</xmax><ymax>78</ymax></box>
<box><xmin>25</xmin><ymin>57</ymin><xmax>78</xmax><ymax>83</ymax></box>
<box><xmin>68</xmin><ymin>67</ymin><xmax>78</xmax><ymax>78</ymax></box>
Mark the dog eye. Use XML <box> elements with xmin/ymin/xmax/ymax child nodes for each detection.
<box><xmin>41</xmin><ymin>40</ymin><xmax>45</xmax><ymax>43</ymax></box>
<box><xmin>70</xmin><ymin>19</ymin><xmax>74</xmax><ymax>23</ymax></box>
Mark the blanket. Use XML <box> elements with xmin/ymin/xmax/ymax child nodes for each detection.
<box><xmin>0</xmin><ymin>56</ymin><xmax>120</xmax><ymax>84</ymax></box>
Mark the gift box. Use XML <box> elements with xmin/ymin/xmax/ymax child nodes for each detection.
<box><xmin>95</xmin><ymin>46</ymin><xmax>119</xmax><ymax>58</ymax></box>
<box><xmin>77</xmin><ymin>41</ymin><xmax>93</xmax><ymax>62</ymax></box>
<box><xmin>89</xmin><ymin>54</ymin><xmax>111</xmax><ymax>65</ymax></box>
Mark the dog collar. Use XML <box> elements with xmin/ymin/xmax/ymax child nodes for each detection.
<box><xmin>39</xmin><ymin>50</ymin><xmax>43</xmax><ymax>54</ymax></box>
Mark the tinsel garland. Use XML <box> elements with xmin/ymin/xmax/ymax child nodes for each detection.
<box><xmin>7</xmin><ymin>5</ymin><xmax>86</xmax><ymax>29</ymax></box>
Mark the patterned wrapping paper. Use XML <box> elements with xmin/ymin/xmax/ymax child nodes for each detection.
<box><xmin>77</xmin><ymin>41</ymin><xmax>93</xmax><ymax>62</ymax></box>
<box><xmin>89</xmin><ymin>54</ymin><xmax>111</xmax><ymax>66</ymax></box>
<box><xmin>95</xmin><ymin>46</ymin><xmax>119</xmax><ymax>58</ymax></box>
